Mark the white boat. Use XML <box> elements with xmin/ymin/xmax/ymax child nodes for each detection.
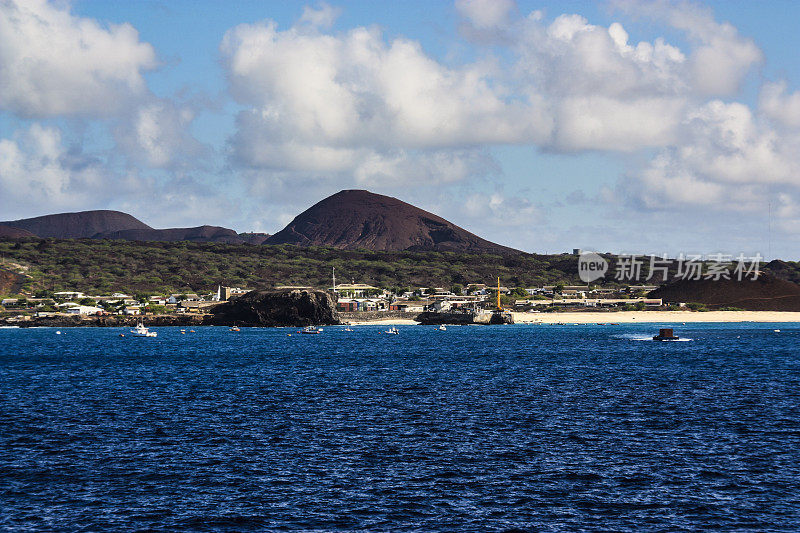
<box><xmin>438</xmin><ymin>325</ymin><xmax>446</xmax><ymax>331</ymax></box>
<box><xmin>131</xmin><ymin>321</ymin><xmax>157</xmax><ymax>337</ymax></box>
<box><xmin>300</xmin><ymin>326</ymin><xmax>321</xmax><ymax>335</ymax></box>
<box><xmin>385</xmin><ymin>327</ymin><xmax>399</xmax><ymax>335</ymax></box>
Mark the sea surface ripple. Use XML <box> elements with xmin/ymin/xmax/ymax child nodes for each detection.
<box><xmin>1</xmin><ymin>323</ymin><xmax>799</xmax><ymax>531</ymax></box>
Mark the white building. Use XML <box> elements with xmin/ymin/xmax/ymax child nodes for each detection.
<box><xmin>66</xmin><ymin>305</ymin><xmax>103</xmax><ymax>315</ymax></box>
<box><xmin>53</xmin><ymin>291</ymin><xmax>85</xmax><ymax>300</ymax></box>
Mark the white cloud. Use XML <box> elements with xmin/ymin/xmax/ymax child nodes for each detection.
<box><xmin>760</xmin><ymin>81</ymin><xmax>800</xmax><ymax>129</ymax></box>
<box><xmin>612</xmin><ymin>0</ymin><xmax>762</xmax><ymax>95</ymax></box>
<box><xmin>115</xmin><ymin>100</ymin><xmax>207</xmax><ymax>169</ymax></box>
<box><xmin>0</xmin><ymin>0</ymin><xmax>157</xmax><ymax>117</ymax></box>
<box><xmin>455</xmin><ymin>0</ymin><xmax>515</xmax><ymax>30</ymax></box>
<box><xmin>221</xmin><ymin>0</ymin><xmax>755</xmax><ymax>180</ymax></box>
<box><xmin>625</xmin><ymin>100</ymin><xmax>800</xmax><ymax>211</ymax></box>
<box><xmin>0</xmin><ymin>122</ymin><xmax>226</xmax><ymax>225</ymax></box>
<box><xmin>220</xmin><ymin>17</ymin><xmax>540</xmax><ymax>190</ymax></box>
<box><xmin>0</xmin><ymin>124</ymin><xmax>107</xmax><ymax>214</ymax></box>
<box><xmin>299</xmin><ymin>2</ymin><xmax>342</xmax><ymax>29</ymax></box>
<box><xmin>221</xmin><ymin>22</ymin><xmax>535</xmax><ymax>152</ymax></box>
<box><xmin>216</xmin><ymin>1</ymin><xmax>785</xmax><ymax>241</ymax></box>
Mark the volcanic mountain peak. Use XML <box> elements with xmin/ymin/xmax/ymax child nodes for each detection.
<box><xmin>266</xmin><ymin>189</ymin><xmax>516</xmax><ymax>253</ymax></box>
<box><xmin>1</xmin><ymin>210</ymin><xmax>151</xmax><ymax>239</ymax></box>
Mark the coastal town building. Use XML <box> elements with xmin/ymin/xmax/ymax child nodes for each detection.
<box><xmin>53</xmin><ymin>291</ymin><xmax>85</xmax><ymax>300</ymax></box>
<box><xmin>66</xmin><ymin>305</ymin><xmax>103</xmax><ymax>315</ymax></box>
<box><xmin>330</xmin><ymin>283</ymin><xmax>380</xmax><ymax>297</ymax></box>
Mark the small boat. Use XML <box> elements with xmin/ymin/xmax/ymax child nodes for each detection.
<box><xmin>230</xmin><ymin>325</ymin><xmax>240</xmax><ymax>332</ymax></box>
<box><xmin>774</xmin><ymin>329</ymin><xmax>781</xmax><ymax>333</ymax></box>
<box><xmin>653</xmin><ymin>328</ymin><xmax>679</xmax><ymax>341</ymax></box>
<box><xmin>438</xmin><ymin>325</ymin><xmax>447</xmax><ymax>331</ymax></box>
<box><xmin>344</xmin><ymin>327</ymin><xmax>353</xmax><ymax>332</ymax></box>
<box><xmin>55</xmin><ymin>330</ymin><xmax>62</xmax><ymax>335</ymax></box>
<box><xmin>180</xmin><ymin>329</ymin><xmax>186</xmax><ymax>334</ymax></box>
<box><xmin>385</xmin><ymin>327</ymin><xmax>399</xmax><ymax>335</ymax></box>
<box><xmin>131</xmin><ymin>321</ymin><xmax>157</xmax><ymax>337</ymax></box>
<box><xmin>300</xmin><ymin>326</ymin><xmax>320</xmax><ymax>335</ymax></box>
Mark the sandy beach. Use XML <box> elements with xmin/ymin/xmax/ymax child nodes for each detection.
<box><xmin>513</xmin><ymin>311</ymin><xmax>800</xmax><ymax>324</ymax></box>
<box><xmin>345</xmin><ymin>311</ymin><xmax>800</xmax><ymax>325</ymax></box>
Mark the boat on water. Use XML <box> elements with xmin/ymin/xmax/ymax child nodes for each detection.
<box><xmin>131</xmin><ymin>321</ymin><xmax>157</xmax><ymax>337</ymax></box>
<box><xmin>385</xmin><ymin>327</ymin><xmax>399</xmax><ymax>335</ymax></box>
<box><xmin>653</xmin><ymin>328</ymin><xmax>679</xmax><ymax>341</ymax></box>
<box><xmin>300</xmin><ymin>326</ymin><xmax>321</xmax><ymax>334</ymax></box>
<box><xmin>438</xmin><ymin>325</ymin><xmax>447</xmax><ymax>331</ymax></box>
<box><xmin>229</xmin><ymin>325</ymin><xmax>240</xmax><ymax>332</ymax></box>
<box><xmin>344</xmin><ymin>327</ymin><xmax>354</xmax><ymax>332</ymax></box>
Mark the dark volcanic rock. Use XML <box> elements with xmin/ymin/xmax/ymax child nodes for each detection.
<box><xmin>266</xmin><ymin>189</ymin><xmax>518</xmax><ymax>253</ymax></box>
<box><xmin>415</xmin><ymin>310</ymin><xmax>514</xmax><ymax>325</ymax></box>
<box><xmin>489</xmin><ymin>311</ymin><xmax>515</xmax><ymax>324</ymax></box>
<box><xmin>2</xmin><ymin>210</ymin><xmax>151</xmax><ymax>238</ymax></box>
<box><xmin>649</xmin><ymin>273</ymin><xmax>800</xmax><ymax>311</ymax></box>
<box><xmin>209</xmin><ymin>289</ymin><xmax>340</xmax><ymax>327</ymax></box>
<box><xmin>94</xmin><ymin>225</ymin><xmax>244</xmax><ymax>244</ymax></box>
<box><xmin>416</xmin><ymin>311</ymin><xmax>475</xmax><ymax>325</ymax></box>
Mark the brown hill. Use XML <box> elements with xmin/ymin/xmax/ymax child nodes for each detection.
<box><xmin>0</xmin><ymin>268</ymin><xmax>27</xmax><ymax>295</ymax></box>
<box><xmin>649</xmin><ymin>273</ymin><xmax>800</xmax><ymax>311</ymax></box>
<box><xmin>1</xmin><ymin>210</ymin><xmax>151</xmax><ymax>239</ymax></box>
<box><xmin>93</xmin><ymin>225</ymin><xmax>244</xmax><ymax>244</ymax></box>
<box><xmin>0</xmin><ymin>224</ymin><xmax>36</xmax><ymax>239</ymax></box>
<box><xmin>266</xmin><ymin>189</ymin><xmax>517</xmax><ymax>253</ymax></box>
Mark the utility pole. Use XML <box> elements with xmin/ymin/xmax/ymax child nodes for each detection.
<box><xmin>332</xmin><ymin>267</ymin><xmax>336</xmax><ymax>292</ymax></box>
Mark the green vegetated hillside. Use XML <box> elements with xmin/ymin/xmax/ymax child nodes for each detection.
<box><xmin>3</xmin><ymin>238</ymin><xmax>795</xmax><ymax>298</ymax></box>
<box><xmin>0</xmin><ymin>238</ymin><xmax>591</xmax><ymax>296</ymax></box>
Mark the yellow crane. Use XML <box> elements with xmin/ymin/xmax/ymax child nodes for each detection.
<box><xmin>496</xmin><ymin>276</ymin><xmax>502</xmax><ymax>310</ymax></box>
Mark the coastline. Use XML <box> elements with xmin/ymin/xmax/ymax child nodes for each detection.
<box><xmin>351</xmin><ymin>310</ymin><xmax>800</xmax><ymax>325</ymax></box>
<box><xmin>6</xmin><ymin>310</ymin><xmax>800</xmax><ymax>328</ymax></box>
<box><xmin>512</xmin><ymin>310</ymin><xmax>800</xmax><ymax>324</ymax></box>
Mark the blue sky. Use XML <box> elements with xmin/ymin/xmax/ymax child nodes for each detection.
<box><xmin>2</xmin><ymin>0</ymin><xmax>800</xmax><ymax>258</ymax></box>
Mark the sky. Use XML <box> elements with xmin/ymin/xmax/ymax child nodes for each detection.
<box><xmin>2</xmin><ymin>0</ymin><xmax>800</xmax><ymax>258</ymax></box>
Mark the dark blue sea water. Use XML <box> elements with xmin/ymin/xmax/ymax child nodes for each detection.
<box><xmin>2</xmin><ymin>323</ymin><xmax>800</xmax><ymax>532</ymax></box>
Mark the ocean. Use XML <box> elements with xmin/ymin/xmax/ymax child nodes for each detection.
<box><xmin>1</xmin><ymin>323</ymin><xmax>799</xmax><ymax>531</ymax></box>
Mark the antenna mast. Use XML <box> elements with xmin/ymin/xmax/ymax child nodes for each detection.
<box><xmin>332</xmin><ymin>267</ymin><xmax>336</xmax><ymax>292</ymax></box>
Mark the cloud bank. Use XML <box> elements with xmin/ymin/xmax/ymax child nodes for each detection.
<box><xmin>1</xmin><ymin>0</ymin><xmax>799</xmax><ymax>253</ymax></box>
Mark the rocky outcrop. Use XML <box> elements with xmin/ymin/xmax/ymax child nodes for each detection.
<box><xmin>415</xmin><ymin>310</ymin><xmax>514</xmax><ymax>325</ymax></box>
<box><xmin>209</xmin><ymin>289</ymin><xmax>340</xmax><ymax>327</ymax></box>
